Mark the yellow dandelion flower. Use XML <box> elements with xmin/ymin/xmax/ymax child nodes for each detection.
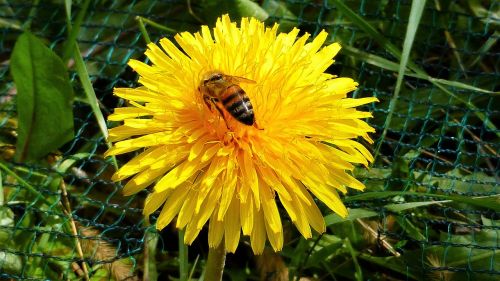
<box><xmin>106</xmin><ymin>14</ymin><xmax>378</xmax><ymax>254</ymax></box>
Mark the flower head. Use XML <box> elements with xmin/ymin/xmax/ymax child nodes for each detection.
<box><xmin>106</xmin><ymin>15</ymin><xmax>377</xmax><ymax>254</ymax></box>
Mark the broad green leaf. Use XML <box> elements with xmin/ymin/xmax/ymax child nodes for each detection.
<box><xmin>433</xmin><ymin>230</ymin><xmax>498</xmax><ymax>274</ymax></box>
<box><xmin>10</xmin><ymin>32</ymin><xmax>74</xmax><ymax>162</ymax></box>
<box><xmin>422</xmin><ymin>169</ymin><xmax>497</xmax><ymax>194</ymax></box>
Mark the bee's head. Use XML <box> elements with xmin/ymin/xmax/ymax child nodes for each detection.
<box><xmin>202</xmin><ymin>71</ymin><xmax>224</xmax><ymax>86</ymax></box>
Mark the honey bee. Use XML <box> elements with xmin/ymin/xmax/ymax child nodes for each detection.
<box><xmin>198</xmin><ymin>71</ymin><xmax>258</xmax><ymax>128</ymax></box>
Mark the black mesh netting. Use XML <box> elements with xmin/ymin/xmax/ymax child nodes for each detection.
<box><xmin>0</xmin><ymin>0</ymin><xmax>498</xmax><ymax>280</ymax></box>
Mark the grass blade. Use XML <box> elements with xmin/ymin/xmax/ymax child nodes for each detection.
<box><xmin>373</xmin><ymin>0</ymin><xmax>427</xmax><ymax>160</ymax></box>
<box><xmin>63</xmin><ymin>2</ymin><xmax>117</xmax><ymax>168</ymax></box>
<box><xmin>467</xmin><ymin>30</ymin><xmax>499</xmax><ymax>68</ymax></box>
<box><xmin>64</xmin><ymin>0</ymin><xmax>72</xmax><ymax>23</ymax></box>
<box><xmin>324</xmin><ymin>208</ymin><xmax>378</xmax><ymax>226</ymax></box>
<box><xmin>188</xmin><ymin>255</ymin><xmax>200</xmax><ymax>281</ymax></box>
<box><xmin>0</xmin><ymin>18</ymin><xmax>22</xmax><ymax>30</ymax></box>
<box><xmin>425</xmin><ymin>77</ymin><xmax>498</xmax><ymax>94</ymax></box>
<box><xmin>344</xmin><ymin>238</ymin><xmax>363</xmax><ymax>281</ymax></box>
<box><xmin>385</xmin><ymin>201</ymin><xmax>449</xmax><ymax>212</ymax></box>
<box><xmin>345</xmin><ymin>191</ymin><xmax>500</xmax><ymax>212</ymax></box>
<box><xmin>332</xmin><ymin>0</ymin><xmax>499</xmax><ymax>139</ymax></box>
<box><xmin>73</xmin><ymin>46</ymin><xmax>108</xmax><ymax>141</ymax></box>
<box><xmin>331</xmin><ymin>0</ymin><xmax>402</xmax><ymax>58</ymax></box>
<box><xmin>62</xmin><ymin>0</ymin><xmax>91</xmax><ymax>62</ymax></box>
<box><xmin>20</xmin><ymin>0</ymin><xmax>39</xmax><ymax>31</ymax></box>
<box><xmin>73</xmin><ymin>45</ymin><xmax>118</xmax><ymax>169</ymax></box>
<box><xmin>343</xmin><ymin>45</ymin><xmax>498</xmax><ymax>94</ymax></box>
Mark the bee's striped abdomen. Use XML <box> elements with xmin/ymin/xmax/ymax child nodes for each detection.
<box><xmin>222</xmin><ymin>85</ymin><xmax>255</xmax><ymax>126</ymax></box>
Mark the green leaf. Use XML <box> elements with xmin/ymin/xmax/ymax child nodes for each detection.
<box><xmin>344</xmin><ymin>238</ymin><xmax>363</xmax><ymax>281</ymax></box>
<box><xmin>55</xmin><ymin>152</ymin><xmax>91</xmax><ymax>174</ymax></box>
<box><xmin>385</xmin><ymin>200</ymin><xmax>449</xmax><ymax>212</ymax></box>
<box><xmin>0</xmin><ymin>17</ymin><xmax>22</xmax><ymax>30</ymax></box>
<box><xmin>305</xmin><ymin>236</ymin><xmax>344</xmax><ymax>268</ymax></box>
<box><xmin>200</xmin><ymin>0</ymin><xmax>269</xmax><ymax>24</ymax></box>
<box><xmin>0</xmin><ymin>172</ymin><xmax>21</xmax><ymax>274</ymax></box>
<box><xmin>0</xmin><ymin>206</ymin><xmax>14</xmax><ymax>243</ymax></box>
<box><xmin>10</xmin><ymin>32</ymin><xmax>74</xmax><ymax>162</ymax></box>
<box><xmin>394</xmin><ymin>216</ymin><xmax>426</xmax><ymax>241</ymax></box>
<box><xmin>423</xmin><ymin>169</ymin><xmax>497</xmax><ymax>194</ymax></box>
<box><xmin>0</xmin><ymin>250</ymin><xmax>23</xmax><ymax>275</ymax></box>
<box><xmin>345</xmin><ymin>191</ymin><xmax>500</xmax><ymax>212</ymax></box>
<box><xmin>358</xmin><ymin>253</ymin><xmax>418</xmax><ymax>280</ymax></box>
<box><xmin>262</xmin><ymin>0</ymin><xmax>298</xmax><ymax>31</ymax></box>
<box><xmin>324</xmin><ymin>208</ymin><xmax>378</xmax><ymax>226</ymax></box>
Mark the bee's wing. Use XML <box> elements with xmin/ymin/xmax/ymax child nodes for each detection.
<box><xmin>227</xmin><ymin>75</ymin><xmax>256</xmax><ymax>84</ymax></box>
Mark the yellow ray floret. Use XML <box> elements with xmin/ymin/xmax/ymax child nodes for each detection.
<box><xmin>107</xmin><ymin>14</ymin><xmax>377</xmax><ymax>254</ymax></box>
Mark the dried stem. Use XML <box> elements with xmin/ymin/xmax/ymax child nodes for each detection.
<box><xmin>356</xmin><ymin>219</ymin><xmax>401</xmax><ymax>257</ymax></box>
<box><xmin>60</xmin><ymin>180</ymin><xmax>90</xmax><ymax>281</ymax></box>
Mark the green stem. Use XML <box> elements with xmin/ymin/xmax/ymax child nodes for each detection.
<box><xmin>136</xmin><ymin>16</ymin><xmax>152</xmax><ymax>44</ymax></box>
<box><xmin>179</xmin><ymin>230</ymin><xmax>189</xmax><ymax>281</ymax></box>
<box><xmin>135</xmin><ymin>16</ymin><xmax>177</xmax><ymax>34</ymax></box>
<box><xmin>144</xmin><ymin>218</ymin><xmax>159</xmax><ymax>281</ymax></box>
<box><xmin>204</xmin><ymin>242</ymin><xmax>226</xmax><ymax>281</ymax></box>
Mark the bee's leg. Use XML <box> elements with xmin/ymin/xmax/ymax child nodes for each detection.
<box><xmin>213</xmin><ymin>102</ymin><xmax>232</xmax><ymax>130</ymax></box>
<box><xmin>253</xmin><ymin>121</ymin><xmax>264</xmax><ymax>130</ymax></box>
<box><xmin>203</xmin><ymin>95</ymin><xmax>216</xmax><ymax>112</ymax></box>
<box><xmin>205</xmin><ymin>95</ymin><xmax>232</xmax><ymax>130</ymax></box>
